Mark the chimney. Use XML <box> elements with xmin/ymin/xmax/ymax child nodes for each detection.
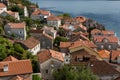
<box><xmin>3</xmin><ymin>64</ymin><xmax>8</xmax><ymax>72</ymax></box>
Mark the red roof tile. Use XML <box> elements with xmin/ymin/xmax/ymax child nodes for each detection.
<box><xmin>60</xmin><ymin>40</ymin><xmax>96</xmax><ymax>49</ymax></box>
<box><xmin>98</xmin><ymin>50</ymin><xmax>110</xmax><ymax>59</ymax></box>
<box><xmin>23</xmin><ymin>36</ymin><xmax>40</xmax><ymax>49</ymax></box>
<box><xmin>90</xmin><ymin>60</ymin><xmax>120</xmax><ymax>76</ymax></box>
<box><xmin>32</xmin><ymin>9</ymin><xmax>50</xmax><ymax>15</ymax></box>
<box><xmin>38</xmin><ymin>49</ymin><xmax>64</xmax><ymax>63</ymax></box>
<box><xmin>75</xmin><ymin>16</ymin><xmax>86</xmax><ymax>23</ymax></box>
<box><xmin>47</xmin><ymin>16</ymin><xmax>60</xmax><ymax>21</ymax></box>
<box><xmin>91</xmin><ymin>29</ymin><xmax>114</xmax><ymax>35</ymax></box>
<box><xmin>0</xmin><ymin>3</ymin><xmax>6</xmax><ymax>8</ymax></box>
<box><xmin>7</xmin><ymin>22</ymin><xmax>25</xmax><ymax>29</ymax></box>
<box><xmin>93</xmin><ymin>36</ymin><xmax>119</xmax><ymax>43</ymax></box>
<box><xmin>0</xmin><ymin>56</ymin><xmax>33</xmax><ymax>77</ymax></box>
<box><xmin>3</xmin><ymin>56</ymin><xmax>18</xmax><ymax>62</ymax></box>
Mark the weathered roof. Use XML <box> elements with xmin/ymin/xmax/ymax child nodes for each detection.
<box><xmin>38</xmin><ymin>49</ymin><xmax>64</xmax><ymax>63</ymax></box>
<box><xmin>0</xmin><ymin>56</ymin><xmax>33</xmax><ymax>77</ymax></box>
<box><xmin>7</xmin><ymin>22</ymin><xmax>25</xmax><ymax>29</ymax></box>
<box><xmin>23</xmin><ymin>36</ymin><xmax>40</xmax><ymax>49</ymax></box>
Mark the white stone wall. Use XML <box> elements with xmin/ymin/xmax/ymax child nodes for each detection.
<box><xmin>28</xmin><ymin>43</ymin><xmax>40</xmax><ymax>55</ymax></box>
<box><xmin>0</xmin><ymin>7</ymin><xmax>7</xmax><ymax>14</ymax></box>
<box><xmin>4</xmin><ymin>24</ymin><xmax>27</xmax><ymax>40</ymax></box>
<box><xmin>47</xmin><ymin>20</ymin><xmax>61</xmax><ymax>29</ymax></box>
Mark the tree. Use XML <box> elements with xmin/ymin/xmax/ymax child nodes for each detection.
<box><xmin>32</xmin><ymin>74</ymin><xmax>42</xmax><ymax>80</ymax></box>
<box><xmin>53</xmin><ymin>65</ymin><xmax>99</xmax><ymax>80</ymax></box>
<box><xmin>54</xmin><ymin>36</ymin><xmax>68</xmax><ymax>47</ymax></box>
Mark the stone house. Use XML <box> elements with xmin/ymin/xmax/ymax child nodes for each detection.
<box><xmin>29</xmin><ymin>29</ymin><xmax>54</xmax><ymax>49</ymax></box>
<box><xmin>47</xmin><ymin>16</ymin><xmax>61</xmax><ymax>29</ymax></box>
<box><xmin>98</xmin><ymin>50</ymin><xmax>120</xmax><ymax>64</ymax></box>
<box><xmin>91</xmin><ymin>29</ymin><xmax>115</xmax><ymax>37</ymax></box>
<box><xmin>21</xmin><ymin>36</ymin><xmax>40</xmax><ymax>55</ymax></box>
<box><xmin>31</xmin><ymin>9</ymin><xmax>51</xmax><ymax>20</ymax></box>
<box><xmin>69</xmin><ymin>46</ymin><xmax>120</xmax><ymax>80</ymax></box>
<box><xmin>0</xmin><ymin>56</ymin><xmax>33</xmax><ymax>80</ymax></box>
<box><xmin>93</xmin><ymin>36</ymin><xmax>119</xmax><ymax>50</ymax></box>
<box><xmin>60</xmin><ymin>40</ymin><xmax>97</xmax><ymax>53</ymax></box>
<box><xmin>37</xmin><ymin>49</ymin><xmax>64</xmax><ymax>80</ymax></box>
<box><xmin>4</xmin><ymin>22</ymin><xmax>27</xmax><ymax>40</ymax></box>
<box><xmin>42</xmin><ymin>26</ymin><xmax>57</xmax><ymax>39</ymax></box>
<box><xmin>90</xmin><ymin>60</ymin><xmax>120</xmax><ymax>80</ymax></box>
<box><xmin>0</xmin><ymin>3</ymin><xmax>7</xmax><ymax>14</ymax></box>
<box><xmin>0</xmin><ymin>10</ymin><xmax>20</xmax><ymax>20</ymax></box>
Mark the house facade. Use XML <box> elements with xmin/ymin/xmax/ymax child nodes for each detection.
<box><xmin>38</xmin><ymin>49</ymin><xmax>64</xmax><ymax>80</ymax></box>
<box><xmin>47</xmin><ymin>16</ymin><xmax>61</xmax><ymax>29</ymax></box>
<box><xmin>42</xmin><ymin>26</ymin><xmax>57</xmax><ymax>39</ymax></box>
<box><xmin>0</xmin><ymin>10</ymin><xmax>20</xmax><ymax>20</ymax></box>
<box><xmin>0</xmin><ymin>56</ymin><xmax>33</xmax><ymax>80</ymax></box>
<box><xmin>31</xmin><ymin>9</ymin><xmax>51</xmax><ymax>20</ymax></box>
<box><xmin>4</xmin><ymin>22</ymin><xmax>27</xmax><ymax>40</ymax></box>
<box><xmin>29</xmin><ymin>29</ymin><xmax>54</xmax><ymax>49</ymax></box>
<box><xmin>93</xmin><ymin>36</ymin><xmax>119</xmax><ymax>50</ymax></box>
<box><xmin>0</xmin><ymin>3</ymin><xmax>7</xmax><ymax>14</ymax></box>
<box><xmin>69</xmin><ymin>46</ymin><xmax>120</xmax><ymax>80</ymax></box>
<box><xmin>22</xmin><ymin>36</ymin><xmax>40</xmax><ymax>55</ymax></box>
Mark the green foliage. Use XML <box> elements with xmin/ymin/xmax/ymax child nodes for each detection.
<box><xmin>58</xmin><ymin>13</ymin><xmax>71</xmax><ymax>18</ymax></box>
<box><xmin>0</xmin><ymin>37</ymin><xmax>39</xmax><ymax>73</ymax></box>
<box><xmin>9</xmin><ymin>5</ymin><xmax>24</xmax><ymax>16</ymax></box>
<box><xmin>23</xmin><ymin>17</ymin><xmax>33</xmax><ymax>27</ymax></box>
<box><xmin>0</xmin><ymin>27</ymin><xmax>4</xmax><ymax>34</ymax></box>
<box><xmin>53</xmin><ymin>65</ymin><xmax>99</xmax><ymax>80</ymax></box>
<box><xmin>54</xmin><ymin>36</ymin><xmax>68</xmax><ymax>47</ymax></box>
<box><xmin>32</xmin><ymin>74</ymin><xmax>42</xmax><ymax>80</ymax></box>
<box><xmin>14</xmin><ymin>44</ymin><xmax>24</xmax><ymax>53</ymax></box>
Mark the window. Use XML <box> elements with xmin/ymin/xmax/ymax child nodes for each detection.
<box><xmin>45</xmin><ymin>69</ymin><xmax>48</xmax><ymax>74</ymax></box>
<box><xmin>101</xmin><ymin>45</ymin><xmax>104</xmax><ymax>49</ymax></box>
<box><xmin>108</xmin><ymin>45</ymin><xmax>111</xmax><ymax>49</ymax></box>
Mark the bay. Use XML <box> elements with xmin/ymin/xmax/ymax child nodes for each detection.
<box><xmin>30</xmin><ymin>0</ymin><xmax>120</xmax><ymax>38</ymax></box>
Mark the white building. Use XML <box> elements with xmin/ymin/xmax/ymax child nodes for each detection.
<box><xmin>47</xmin><ymin>16</ymin><xmax>61</xmax><ymax>29</ymax></box>
<box><xmin>31</xmin><ymin>9</ymin><xmax>51</xmax><ymax>20</ymax></box>
<box><xmin>0</xmin><ymin>10</ymin><xmax>20</xmax><ymax>20</ymax></box>
<box><xmin>43</xmin><ymin>26</ymin><xmax>57</xmax><ymax>39</ymax></box>
<box><xmin>22</xmin><ymin>36</ymin><xmax>40</xmax><ymax>55</ymax></box>
<box><xmin>0</xmin><ymin>3</ymin><xmax>7</xmax><ymax>14</ymax></box>
<box><xmin>4</xmin><ymin>22</ymin><xmax>26</xmax><ymax>40</ymax></box>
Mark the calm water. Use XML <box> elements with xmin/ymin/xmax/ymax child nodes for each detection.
<box><xmin>31</xmin><ymin>0</ymin><xmax>120</xmax><ymax>38</ymax></box>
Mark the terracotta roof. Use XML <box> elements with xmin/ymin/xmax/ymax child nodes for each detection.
<box><xmin>7</xmin><ymin>10</ymin><xmax>18</xmax><ymax>16</ymax></box>
<box><xmin>7</xmin><ymin>22</ymin><xmax>25</xmax><ymax>29</ymax></box>
<box><xmin>98</xmin><ymin>50</ymin><xmax>110</xmax><ymax>59</ymax></box>
<box><xmin>60</xmin><ymin>40</ymin><xmax>96</xmax><ymax>49</ymax></box>
<box><xmin>38</xmin><ymin>49</ymin><xmax>64</xmax><ymax>63</ymax></box>
<box><xmin>91</xmin><ymin>29</ymin><xmax>114</xmax><ymax>35</ymax></box>
<box><xmin>43</xmin><ymin>26</ymin><xmax>57</xmax><ymax>33</ymax></box>
<box><xmin>69</xmin><ymin>32</ymin><xmax>89</xmax><ymax>41</ymax></box>
<box><xmin>3</xmin><ymin>56</ymin><xmax>18</xmax><ymax>62</ymax></box>
<box><xmin>90</xmin><ymin>60</ymin><xmax>120</xmax><ymax>76</ymax></box>
<box><xmin>75</xmin><ymin>16</ymin><xmax>86</xmax><ymax>23</ymax></box>
<box><xmin>114</xmin><ymin>77</ymin><xmax>120</xmax><ymax>80</ymax></box>
<box><xmin>29</xmin><ymin>29</ymin><xmax>44</xmax><ymax>34</ymax></box>
<box><xmin>10</xmin><ymin>75</ymin><xmax>31</xmax><ymax>80</ymax></box>
<box><xmin>10</xmin><ymin>75</ymin><xmax>23</xmax><ymax>80</ymax></box>
<box><xmin>0</xmin><ymin>56</ymin><xmax>33</xmax><ymax>77</ymax></box>
<box><xmin>23</xmin><ymin>36</ymin><xmax>39</xmax><ymax>49</ymax></box>
<box><xmin>0</xmin><ymin>3</ymin><xmax>6</xmax><ymax>8</ymax></box>
<box><xmin>111</xmin><ymin>50</ymin><xmax>120</xmax><ymax>60</ymax></box>
<box><xmin>93</xmin><ymin>36</ymin><xmax>119</xmax><ymax>43</ymax></box>
<box><xmin>47</xmin><ymin>16</ymin><xmax>60</xmax><ymax>21</ymax></box>
<box><xmin>43</xmin><ymin>33</ymin><xmax>54</xmax><ymax>40</ymax></box>
<box><xmin>32</xmin><ymin>9</ymin><xmax>50</xmax><ymax>15</ymax></box>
